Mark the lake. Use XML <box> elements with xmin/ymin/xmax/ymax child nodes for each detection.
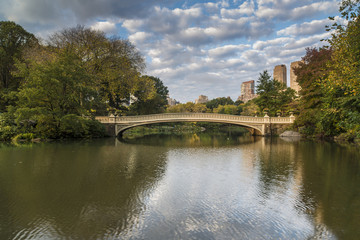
<box><xmin>0</xmin><ymin>133</ymin><xmax>359</xmax><ymax>239</ymax></box>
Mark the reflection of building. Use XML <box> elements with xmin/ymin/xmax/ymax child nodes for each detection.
<box><xmin>237</xmin><ymin>80</ymin><xmax>257</xmax><ymax>103</ymax></box>
<box><xmin>167</xmin><ymin>96</ymin><xmax>179</xmax><ymax>106</ymax></box>
<box><xmin>290</xmin><ymin>61</ymin><xmax>302</xmax><ymax>93</ymax></box>
<box><xmin>195</xmin><ymin>95</ymin><xmax>209</xmax><ymax>104</ymax></box>
<box><xmin>274</xmin><ymin>64</ymin><xmax>287</xmax><ymax>86</ymax></box>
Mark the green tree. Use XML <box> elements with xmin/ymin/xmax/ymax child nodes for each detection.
<box><xmin>213</xmin><ymin>104</ymin><xmax>240</xmax><ymax>115</ymax></box>
<box><xmin>166</xmin><ymin>104</ymin><xmax>186</xmax><ymax>113</ymax></box>
<box><xmin>254</xmin><ymin>70</ymin><xmax>296</xmax><ymax>116</ymax></box>
<box><xmin>240</xmin><ymin>101</ymin><xmax>260</xmax><ymax>116</ymax></box>
<box><xmin>14</xmin><ymin>47</ymin><xmax>96</xmax><ymax>138</ymax></box>
<box><xmin>206</xmin><ymin>97</ymin><xmax>234</xmax><ymax>110</ymax></box>
<box><xmin>128</xmin><ymin>76</ymin><xmax>169</xmax><ymax>115</ymax></box>
<box><xmin>166</xmin><ymin>102</ymin><xmax>209</xmax><ymax>113</ymax></box>
<box><xmin>192</xmin><ymin>103</ymin><xmax>208</xmax><ymax>113</ymax></box>
<box><xmin>0</xmin><ymin>21</ymin><xmax>37</xmax><ymax>111</ymax></box>
<box><xmin>48</xmin><ymin>25</ymin><xmax>145</xmax><ymax>111</ymax></box>
<box><xmin>321</xmin><ymin>0</ymin><xmax>360</xmax><ymax>138</ymax></box>
<box><xmin>293</xmin><ymin>47</ymin><xmax>333</xmax><ymax>136</ymax></box>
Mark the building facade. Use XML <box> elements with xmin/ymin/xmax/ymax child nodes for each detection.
<box><xmin>273</xmin><ymin>64</ymin><xmax>287</xmax><ymax>86</ymax></box>
<box><xmin>290</xmin><ymin>61</ymin><xmax>302</xmax><ymax>93</ymax></box>
<box><xmin>195</xmin><ymin>95</ymin><xmax>209</xmax><ymax>104</ymax></box>
<box><xmin>167</xmin><ymin>96</ymin><xmax>179</xmax><ymax>106</ymax></box>
<box><xmin>237</xmin><ymin>80</ymin><xmax>257</xmax><ymax>103</ymax></box>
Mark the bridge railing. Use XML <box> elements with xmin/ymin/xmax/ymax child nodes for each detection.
<box><xmin>95</xmin><ymin>113</ymin><xmax>295</xmax><ymax>124</ymax></box>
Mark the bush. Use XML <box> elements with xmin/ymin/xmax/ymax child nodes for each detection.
<box><xmin>59</xmin><ymin>114</ymin><xmax>88</xmax><ymax>138</ymax></box>
<box><xmin>59</xmin><ymin>114</ymin><xmax>106</xmax><ymax>138</ymax></box>
<box><xmin>0</xmin><ymin>126</ymin><xmax>17</xmax><ymax>141</ymax></box>
<box><xmin>84</xmin><ymin>119</ymin><xmax>106</xmax><ymax>138</ymax></box>
<box><xmin>35</xmin><ymin>115</ymin><xmax>60</xmax><ymax>139</ymax></box>
<box><xmin>12</xmin><ymin>133</ymin><xmax>35</xmax><ymax>142</ymax></box>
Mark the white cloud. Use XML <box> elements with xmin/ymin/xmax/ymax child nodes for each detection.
<box><xmin>129</xmin><ymin>32</ymin><xmax>153</xmax><ymax>44</ymax></box>
<box><xmin>0</xmin><ymin>0</ymin><xmax>343</xmax><ymax>102</ymax></box>
<box><xmin>122</xmin><ymin>19</ymin><xmax>144</xmax><ymax>33</ymax></box>
<box><xmin>256</xmin><ymin>0</ymin><xmax>339</xmax><ymax>21</ymax></box>
<box><xmin>220</xmin><ymin>0</ymin><xmax>255</xmax><ymax>18</ymax></box>
<box><xmin>277</xmin><ymin>16</ymin><xmax>346</xmax><ymax>37</ymax></box>
<box><xmin>90</xmin><ymin>21</ymin><xmax>117</xmax><ymax>34</ymax></box>
<box><xmin>208</xmin><ymin>44</ymin><xmax>250</xmax><ymax>59</ymax></box>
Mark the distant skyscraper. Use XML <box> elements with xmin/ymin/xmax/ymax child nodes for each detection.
<box><xmin>167</xmin><ymin>95</ymin><xmax>179</xmax><ymax>106</ymax></box>
<box><xmin>290</xmin><ymin>61</ymin><xmax>302</xmax><ymax>92</ymax></box>
<box><xmin>237</xmin><ymin>80</ymin><xmax>257</xmax><ymax>103</ymax></box>
<box><xmin>195</xmin><ymin>95</ymin><xmax>209</xmax><ymax>104</ymax></box>
<box><xmin>241</xmin><ymin>80</ymin><xmax>255</xmax><ymax>95</ymax></box>
<box><xmin>273</xmin><ymin>64</ymin><xmax>287</xmax><ymax>86</ymax></box>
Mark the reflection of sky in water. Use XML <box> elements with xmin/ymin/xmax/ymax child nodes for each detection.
<box><xmin>116</xmin><ymin>139</ymin><xmax>336</xmax><ymax>239</ymax></box>
<box><xmin>1</xmin><ymin>137</ymin><xmax>357</xmax><ymax>239</ymax></box>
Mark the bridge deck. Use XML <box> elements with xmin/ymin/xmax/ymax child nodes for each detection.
<box><xmin>95</xmin><ymin>113</ymin><xmax>294</xmax><ymax>124</ymax></box>
<box><xmin>95</xmin><ymin>113</ymin><xmax>295</xmax><ymax>136</ymax></box>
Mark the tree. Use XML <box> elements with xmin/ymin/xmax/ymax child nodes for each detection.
<box><xmin>128</xmin><ymin>76</ymin><xmax>169</xmax><ymax>115</ymax></box>
<box><xmin>206</xmin><ymin>97</ymin><xmax>234</xmax><ymax>110</ymax></box>
<box><xmin>254</xmin><ymin>70</ymin><xmax>296</xmax><ymax>116</ymax></box>
<box><xmin>192</xmin><ymin>103</ymin><xmax>208</xmax><ymax>113</ymax></box>
<box><xmin>166</xmin><ymin>102</ymin><xmax>209</xmax><ymax>113</ymax></box>
<box><xmin>320</xmin><ymin>0</ymin><xmax>360</xmax><ymax>138</ymax></box>
<box><xmin>241</xmin><ymin>101</ymin><xmax>260</xmax><ymax>116</ymax></box>
<box><xmin>14</xmin><ymin>47</ymin><xmax>95</xmax><ymax>137</ymax></box>
<box><xmin>0</xmin><ymin>21</ymin><xmax>37</xmax><ymax>90</ymax></box>
<box><xmin>0</xmin><ymin>21</ymin><xmax>38</xmax><ymax>111</ymax></box>
<box><xmin>148</xmin><ymin>76</ymin><xmax>169</xmax><ymax>100</ymax></box>
<box><xmin>293</xmin><ymin>47</ymin><xmax>333</xmax><ymax>135</ymax></box>
<box><xmin>213</xmin><ymin>104</ymin><xmax>239</xmax><ymax>115</ymax></box>
<box><xmin>48</xmin><ymin>25</ymin><xmax>145</xmax><ymax>111</ymax></box>
<box><xmin>167</xmin><ymin>104</ymin><xmax>186</xmax><ymax>113</ymax></box>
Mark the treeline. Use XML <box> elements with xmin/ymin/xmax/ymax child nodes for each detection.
<box><xmin>1</xmin><ymin>0</ymin><xmax>359</xmax><ymax>142</ymax></box>
<box><xmin>0</xmin><ymin>22</ymin><xmax>168</xmax><ymax>141</ymax></box>
<box><xmin>167</xmin><ymin>97</ymin><xmax>243</xmax><ymax>115</ymax></box>
<box><xmin>292</xmin><ymin>0</ymin><xmax>360</xmax><ymax>141</ymax></box>
<box><xmin>166</xmin><ymin>71</ymin><xmax>296</xmax><ymax>118</ymax></box>
<box><xmin>173</xmin><ymin>0</ymin><xmax>360</xmax><ymax>142</ymax></box>
<box><xmin>238</xmin><ymin>0</ymin><xmax>360</xmax><ymax>141</ymax></box>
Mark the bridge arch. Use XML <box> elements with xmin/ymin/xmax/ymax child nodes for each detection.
<box><xmin>95</xmin><ymin>113</ymin><xmax>295</xmax><ymax>137</ymax></box>
<box><xmin>115</xmin><ymin>119</ymin><xmax>263</xmax><ymax>137</ymax></box>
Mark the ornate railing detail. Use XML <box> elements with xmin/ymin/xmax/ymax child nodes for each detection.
<box><xmin>95</xmin><ymin>113</ymin><xmax>295</xmax><ymax>124</ymax></box>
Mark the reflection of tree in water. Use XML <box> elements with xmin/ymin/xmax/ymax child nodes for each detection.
<box><xmin>119</xmin><ymin>132</ymin><xmax>262</xmax><ymax>148</ymax></box>
<box><xmin>256</xmin><ymin>138</ymin><xmax>301</xmax><ymax>198</ymax></box>
<box><xmin>0</xmin><ymin>139</ymin><xmax>168</xmax><ymax>239</ymax></box>
<box><xmin>256</xmin><ymin>138</ymin><xmax>360</xmax><ymax>239</ymax></box>
<box><xmin>296</xmin><ymin>141</ymin><xmax>360</xmax><ymax>239</ymax></box>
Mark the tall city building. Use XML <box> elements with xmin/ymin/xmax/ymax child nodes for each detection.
<box><xmin>290</xmin><ymin>61</ymin><xmax>302</xmax><ymax>92</ymax></box>
<box><xmin>237</xmin><ymin>80</ymin><xmax>257</xmax><ymax>103</ymax></box>
<box><xmin>167</xmin><ymin>95</ymin><xmax>179</xmax><ymax>106</ymax></box>
<box><xmin>195</xmin><ymin>95</ymin><xmax>209</xmax><ymax>104</ymax></box>
<box><xmin>273</xmin><ymin>64</ymin><xmax>287</xmax><ymax>86</ymax></box>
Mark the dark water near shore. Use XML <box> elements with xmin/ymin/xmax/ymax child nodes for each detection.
<box><xmin>0</xmin><ymin>133</ymin><xmax>359</xmax><ymax>239</ymax></box>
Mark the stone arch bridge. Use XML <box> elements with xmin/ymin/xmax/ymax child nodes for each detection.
<box><xmin>95</xmin><ymin>113</ymin><xmax>295</xmax><ymax>137</ymax></box>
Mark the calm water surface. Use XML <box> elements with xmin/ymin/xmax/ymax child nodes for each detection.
<box><xmin>0</xmin><ymin>134</ymin><xmax>359</xmax><ymax>239</ymax></box>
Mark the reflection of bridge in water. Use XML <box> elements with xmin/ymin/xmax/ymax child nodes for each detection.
<box><xmin>96</xmin><ymin>113</ymin><xmax>295</xmax><ymax>137</ymax></box>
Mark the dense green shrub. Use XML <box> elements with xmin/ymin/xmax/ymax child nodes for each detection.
<box><xmin>59</xmin><ymin>114</ymin><xmax>88</xmax><ymax>138</ymax></box>
<box><xmin>12</xmin><ymin>133</ymin><xmax>35</xmax><ymax>142</ymax></box>
<box><xmin>84</xmin><ymin>119</ymin><xmax>106</xmax><ymax>138</ymax></box>
<box><xmin>59</xmin><ymin>114</ymin><xmax>105</xmax><ymax>138</ymax></box>
<box><xmin>0</xmin><ymin>126</ymin><xmax>17</xmax><ymax>141</ymax></box>
<box><xmin>34</xmin><ymin>115</ymin><xmax>59</xmax><ymax>139</ymax></box>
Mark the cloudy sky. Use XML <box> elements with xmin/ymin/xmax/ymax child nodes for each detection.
<box><xmin>0</xmin><ymin>0</ymin><xmax>342</xmax><ymax>102</ymax></box>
